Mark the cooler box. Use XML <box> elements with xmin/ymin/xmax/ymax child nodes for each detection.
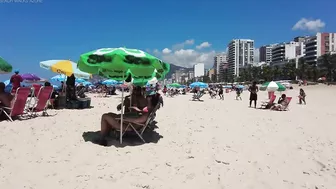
<box><xmin>77</xmin><ymin>98</ymin><xmax>91</xmax><ymax>109</ymax></box>
<box><xmin>55</xmin><ymin>95</ymin><xmax>66</xmax><ymax>109</ymax></box>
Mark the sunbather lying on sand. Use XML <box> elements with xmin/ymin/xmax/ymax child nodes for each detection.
<box><xmin>96</xmin><ymin>91</ymin><xmax>160</xmax><ymax>146</ymax></box>
<box><xmin>271</xmin><ymin>94</ymin><xmax>288</xmax><ymax>111</ymax></box>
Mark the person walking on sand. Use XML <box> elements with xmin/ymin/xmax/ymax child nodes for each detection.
<box><xmin>218</xmin><ymin>86</ymin><xmax>224</xmax><ymax>100</ymax></box>
<box><xmin>248</xmin><ymin>81</ymin><xmax>258</xmax><ymax>108</ymax></box>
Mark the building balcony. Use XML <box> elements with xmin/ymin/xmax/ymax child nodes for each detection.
<box><xmin>272</xmin><ymin>48</ymin><xmax>285</xmax><ymax>54</ymax></box>
<box><xmin>305</xmin><ymin>53</ymin><xmax>317</xmax><ymax>59</ymax></box>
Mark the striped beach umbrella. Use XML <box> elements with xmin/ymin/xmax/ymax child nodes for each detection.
<box><xmin>40</xmin><ymin>60</ymin><xmax>91</xmax><ymax>79</ymax></box>
<box><xmin>260</xmin><ymin>81</ymin><xmax>286</xmax><ymax>92</ymax></box>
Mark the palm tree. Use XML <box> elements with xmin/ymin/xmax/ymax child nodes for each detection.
<box><xmin>261</xmin><ymin>65</ymin><xmax>273</xmax><ymax>81</ymax></box>
<box><xmin>272</xmin><ymin>66</ymin><xmax>281</xmax><ymax>80</ymax></box>
<box><xmin>318</xmin><ymin>53</ymin><xmax>336</xmax><ymax>81</ymax></box>
<box><xmin>297</xmin><ymin>57</ymin><xmax>307</xmax><ymax>80</ymax></box>
<box><xmin>283</xmin><ymin>61</ymin><xmax>296</xmax><ymax>80</ymax></box>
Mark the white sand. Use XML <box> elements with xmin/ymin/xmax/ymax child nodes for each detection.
<box><xmin>1</xmin><ymin>84</ymin><xmax>336</xmax><ymax>189</ymax></box>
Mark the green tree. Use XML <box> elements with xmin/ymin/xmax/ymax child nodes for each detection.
<box><xmin>297</xmin><ymin>57</ymin><xmax>307</xmax><ymax>80</ymax></box>
<box><xmin>272</xmin><ymin>66</ymin><xmax>281</xmax><ymax>80</ymax></box>
<box><xmin>202</xmin><ymin>75</ymin><xmax>211</xmax><ymax>83</ymax></box>
<box><xmin>318</xmin><ymin>53</ymin><xmax>336</xmax><ymax>81</ymax></box>
<box><xmin>261</xmin><ymin>65</ymin><xmax>273</xmax><ymax>81</ymax></box>
<box><xmin>282</xmin><ymin>61</ymin><xmax>296</xmax><ymax>80</ymax></box>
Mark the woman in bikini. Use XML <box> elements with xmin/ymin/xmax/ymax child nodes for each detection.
<box><xmin>96</xmin><ymin>91</ymin><xmax>160</xmax><ymax>146</ymax></box>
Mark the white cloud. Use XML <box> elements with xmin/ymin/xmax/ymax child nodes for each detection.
<box><xmin>162</xmin><ymin>48</ymin><xmax>172</xmax><ymax>54</ymax></box>
<box><xmin>172</xmin><ymin>39</ymin><xmax>194</xmax><ymax>50</ymax></box>
<box><xmin>292</xmin><ymin>18</ymin><xmax>325</xmax><ymax>32</ymax></box>
<box><xmin>159</xmin><ymin>48</ymin><xmax>216</xmax><ymax>68</ymax></box>
<box><xmin>184</xmin><ymin>39</ymin><xmax>194</xmax><ymax>45</ymax></box>
<box><xmin>196</xmin><ymin>42</ymin><xmax>211</xmax><ymax>49</ymax></box>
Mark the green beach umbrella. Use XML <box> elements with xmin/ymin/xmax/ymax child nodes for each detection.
<box><xmin>78</xmin><ymin>47</ymin><xmax>170</xmax><ymax>144</ymax></box>
<box><xmin>260</xmin><ymin>81</ymin><xmax>286</xmax><ymax>92</ymax></box>
<box><xmin>0</xmin><ymin>57</ymin><xmax>13</xmax><ymax>74</ymax></box>
<box><xmin>168</xmin><ymin>83</ymin><xmax>181</xmax><ymax>88</ymax></box>
<box><xmin>78</xmin><ymin>47</ymin><xmax>170</xmax><ymax>82</ymax></box>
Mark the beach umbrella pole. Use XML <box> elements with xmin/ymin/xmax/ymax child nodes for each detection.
<box><xmin>120</xmin><ymin>81</ymin><xmax>125</xmax><ymax>144</ymax></box>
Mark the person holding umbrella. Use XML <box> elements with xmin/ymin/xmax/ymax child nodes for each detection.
<box><xmin>10</xmin><ymin>69</ymin><xmax>23</xmax><ymax>93</ymax></box>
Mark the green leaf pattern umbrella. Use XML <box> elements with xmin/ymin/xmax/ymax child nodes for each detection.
<box><xmin>78</xmin><ymin>48</ymin><xmax>170</xmax><ymax>144</ymax></box>
<box><xmin>0</xmin><ymin>57</ymin><xmax>13</xmax><ymax>74</ymax></box>
<box><xmin>78</xmin><ymin>48</ymin><xmax>170</xmax><ymax>82</ymax></box>
<box><xmin>260</xmin><ymin>81</ymin><xmax>286</xmax><ymax>92</ymax></box>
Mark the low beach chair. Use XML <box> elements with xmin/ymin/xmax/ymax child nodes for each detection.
<box><xmin>270</xmin><ymin>96</ymin><xmax>292</xmax><ymax>111</ymax></box>
<box><xmin>0</xmin><ymin>87</ymin><xmax>31</xmax><ymax>121</ymax></box>
<box><xmin>32</xmin><ymin>84</ymin><xmax>42</xmax><ymax>98</ymax></box>
<box><xmin>261</xmin><ymin>95</ymin><xmax>276</xmax><ymax>109</ymax></box>
<box><xmin>30</xmin><ymin>86</ymin><xmax>53</xmax><ymax>116</ymax></box>
<box><xmin>192</xmin><ymin>92</ymin><xmax>204</xmax><ymax>101</ymax></box>
<box><xmin>116</xmin><ymin>104</ymin><xmax>160</xmax><ymax>143</ymax></box>
<box><xmin>282</xmin><ymin>97</ymin><xmax>292</xmax><ymax>111</ymax></box>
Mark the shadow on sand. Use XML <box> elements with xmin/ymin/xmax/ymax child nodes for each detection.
<box><xmin>82</xmin><ymin>124</ymin><xmax>162</xmax><ymax>147</ymax></box>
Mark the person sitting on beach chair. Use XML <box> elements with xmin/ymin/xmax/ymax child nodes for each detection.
<box><xmin>116</xmin><ymin>86</ymin><xmax>146</xmax><ymax>113</ymax></box>
<box><xmin>0</xmin><ymin>82</ymin><xmax>14</xmax><ymax>120</ymax></box>
<box><xmin>271</xmin><ymin>94</ymin><xmax>289</xmax><ymax>111</ymax></box>
<box><xmin>96</xmin><ymin>91</ymin><xmax>160</xmax><ymax>146</ymax></box>
<box><xmin>209</xmin><ymin>89</ymin><xmax>217</xmax><ymax>99</ymax></box>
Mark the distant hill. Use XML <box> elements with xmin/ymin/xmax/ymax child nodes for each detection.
<box><xmin>167</xmin><ymin>64</ymin><xmax>192</xmax><ymax>78</ymax></box>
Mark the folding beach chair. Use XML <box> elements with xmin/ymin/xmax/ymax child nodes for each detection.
<box><xmin>0</xmin><ymin>87</ymin><xmax>31</xmax><ymax>121</ymax></box>
<box><xmin>261</xmin><ymin>95</ymin><xmax>276</xmax><ymax>109</ymax></box>
<box><xmin>192</xmin><ymin>92</ymin><xmax>204</xmax><ymax>101</ymax></box>
<box><xmin>32</xmin><ymin>84</ymin><xmax>42</xmax><ymax>98</ymax></box>
<box><xmin>30</xmin><ymin>86</ymin><xmax>53</xmax><ymax>116</ymax></box>
<box><xmin>282</xmin><ymin>97</ymin><xmax>292</xmax><ymax>111</ymax></box>
<box><xmin>116</xmin><ymin>104</ymin><xmax>160</xmax><ymax>143</ymax></box>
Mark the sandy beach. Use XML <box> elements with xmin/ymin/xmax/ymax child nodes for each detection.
<box><xmin>1</xmin><ymin>84</ymin><xmax>336</xmax><ymax>189</ymax></box>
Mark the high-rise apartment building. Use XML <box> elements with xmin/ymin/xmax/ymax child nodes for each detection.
<box><xmin>227</xmin><ymin>39</ymin><xmax>254</xmax><ymax>77</ymax></box>
<box><xmin>271</xmin><ymin>41</ymin><xmax>300</xmax><ymax>67</ymax></box>
<box><xmin>193</xmin><ymin>63</ymin><xmax>205</xmax><ymax>77</ymax></box>
<box><xmin>304</xmin><ymin>32</ymin><xmax>336</xmax><ymax>65</ymax></box>
<box><xmin>259</xmin><ymin>44</ymin><xmax>276</xmax><ymax>64</ymax></box>
<box><xmin>213</xmin><ymin>54</ymin><xmax>227</xmax><ymax>81</ymax></box>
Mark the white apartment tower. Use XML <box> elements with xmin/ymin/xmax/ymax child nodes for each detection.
<box><xmin>227</xmin><ymin>39</ymin><xmax>254</xmax><ymax>77</ymax></box>
<box><xmin>193</xmin><ymin>63</ymin><xmax>205</xmax><ymax>77</ymax></box>
<box><xmin>305</xmin><ymin>32</ymin><xmax>336</xmax><ymax>65</ymax></box>
<box><xmin>271</xmin><ymin>41</ymin><xmax>300</xmax><ymax>67</ymax></box>
<box><xmin>213</xmin><ymin>54</ymin><xmax>227</xmax><ymax>81</ymax></box>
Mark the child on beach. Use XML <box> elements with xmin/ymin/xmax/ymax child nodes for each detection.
<box><xmin>298</xmin><ymin>88</ymin><xmax>306</xmax><ymax>105</ymax></box>
<box><xmin>236</xmin><ymin>88</ymin><xmax>242</xmax><ymax>100</ymax></box>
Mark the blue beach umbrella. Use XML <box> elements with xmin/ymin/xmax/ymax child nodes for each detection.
<box><xmin>190</xmin><ymin>82</ymin><xmax>208</xmax><ymax>88</ymax></box>
<box><xmin>102</xmin><ymin>79</ymin><xmax>118</xmax><ymax>85</ymax></box>
<box><xmin>51</xmin><ymin>75</ymin><xmax>86</xmax><ymax>83</ymax></box>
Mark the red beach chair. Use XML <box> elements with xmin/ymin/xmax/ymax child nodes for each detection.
<box><xmin>30</xmin><ymin>86</ymin><xmax>53</xmax><ymax>116</ymax></box>
<box><xmin>0</xmin><ymin>87</ymin><xmax>31</xmax><ymax>121</ymax></box>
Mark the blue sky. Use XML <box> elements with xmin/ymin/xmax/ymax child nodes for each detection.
<box><xmin>0</xmin><ymin>0</ymin><xmax>335</xmax><ymax>80</ymax></box>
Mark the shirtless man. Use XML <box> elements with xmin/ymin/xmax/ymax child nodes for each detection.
<box><xmin>0</xmin><ymin>82</ymin><xmax>13</xmax><ymax>120</ymax></box>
